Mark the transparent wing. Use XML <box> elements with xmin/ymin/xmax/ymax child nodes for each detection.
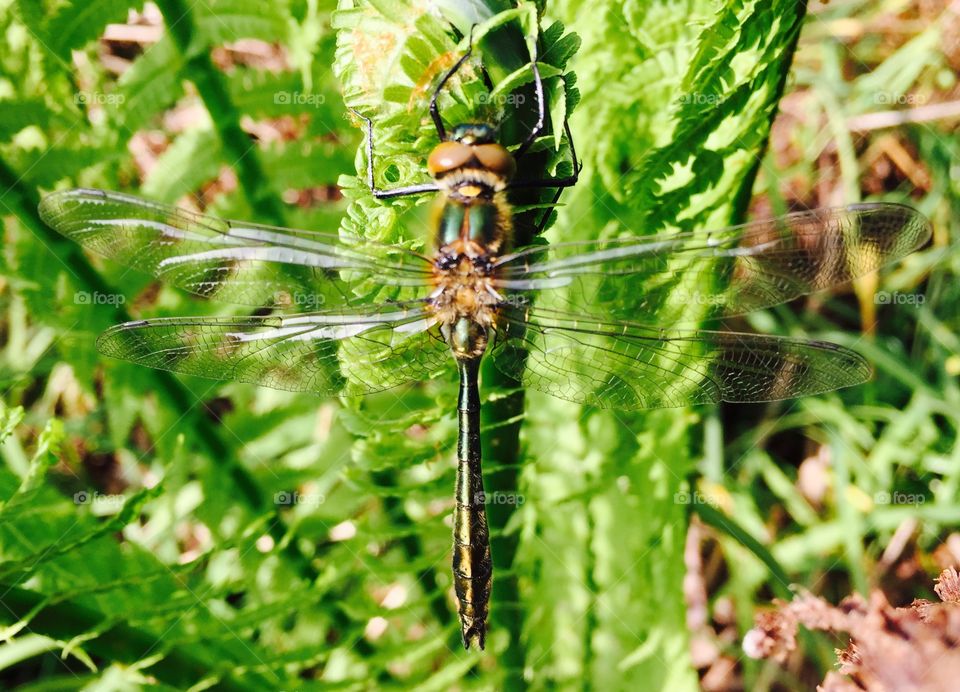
<box><xmin>494</xmin><ymin>204</ymin><xmax>930</xmax><ymax>324</ymax></box>
<box><xmin>97</xmin><ymin>305</ymin><xmax>449</xmax><ymax>395</ymax></box>
<box><xmin>492</xmin><ymin>307</ymin><xmax>870</xmax><ymax>409</ymax></box>
<box><xmin>39</xmin><ymin>188</ymin><xmax>433</xmax><ymax>308</ymax></box>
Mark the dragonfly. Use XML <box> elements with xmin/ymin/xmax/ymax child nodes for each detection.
<box><xmin>39</xmin><ymin>32</ymin><xmax>930</xmax><ymax>651</ymax></box>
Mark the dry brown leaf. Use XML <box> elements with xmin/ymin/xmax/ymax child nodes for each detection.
<box><xmin>745</xmin><ymin>570</ymin><xmax>960</xmax><ymax>691</ymax></box>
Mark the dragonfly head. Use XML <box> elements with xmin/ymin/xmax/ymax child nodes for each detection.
<box><xmin>428</xmin><ymin>123</ymin><xmax>516</xmax><ymax>198</ymax></box>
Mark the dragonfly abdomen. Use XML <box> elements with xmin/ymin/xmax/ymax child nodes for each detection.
<box><xmin>452</xmin><ymin>356</ymin><xmax>492</xmax><ymax>650</ymax></box>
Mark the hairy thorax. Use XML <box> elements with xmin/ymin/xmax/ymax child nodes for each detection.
<box><xmin>427</xmin><ymin>182</ymin><xmax>512</xmax><ymax>330</ymax></box>
<box><xmin>430</xmin><ymin>243</ymin><xmax>501</xmax><ymax>328</ymax></box>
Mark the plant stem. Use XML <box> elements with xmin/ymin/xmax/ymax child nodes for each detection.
<box><xmin>480</xmin><ymin>356</ymin><xmax>525</xmax><ymax>676</ymax></box>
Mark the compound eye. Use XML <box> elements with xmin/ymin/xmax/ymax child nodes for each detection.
<box><xmin>473</xmin><ymin>143</ymin><xmax>516</xmax><ymax>180</ymax></box>
<box><xmin>427</xmin><ymin>141</ymin><xmax>473</xmax><ymax>176</ymax></box>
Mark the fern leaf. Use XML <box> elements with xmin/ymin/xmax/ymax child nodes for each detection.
<box><xmin>45</xmin><ymin>0</ymin><xmax>134</xmax><ymax>59</ymax></box>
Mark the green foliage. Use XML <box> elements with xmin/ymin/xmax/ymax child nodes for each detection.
<box><xmin>43</xmin><ymin>0</ymin><xmax>134</xmax><ymax>60</ymax></box>
<box><xmin>0</xmin><ymin>0</ymin><xmax>954</xmax><ymax>690</ymax></box>
<box><xmin>114</xmin><ymin>36</ymin><xmax>185</xmax><ymax>132</ymax></box>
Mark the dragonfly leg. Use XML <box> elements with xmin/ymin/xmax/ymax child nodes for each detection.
<box><xmin>430</xmin><ymin>25</ymin><xmax>477</xmax><ymax>142</ymax></box>
<box><xmin>535</xmin><ymin>186</ymin><xmax>566</xmax><ymax>235</ymax></box>
<box><xmin>508</xmin><ymin>118</ymin><xmax>582</xmax><ymax>191</ymax></box>
<box><xmin>512</xmin><ymin>44</ymin><xmax>545</xmax><ymax>159</ymax></box>
<box><xmin>351</xmin><ymin>109</ymin><xmax>441</xmax><ymax>199</ymax></box>
<box><xmin>514</xmin><ymin>119</ymin><xmax>582</xmax><ymax>233</ymax></box>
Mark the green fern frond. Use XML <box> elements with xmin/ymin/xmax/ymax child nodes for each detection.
<box><xmin>0</xmin><ymin>0</ymin><xmax>848</xmax><ymax>688</ymax></box>
<box><xmin>43</xmin><ymin>0</ymin><xmax>133</xmax><ymax>60</ymax></box>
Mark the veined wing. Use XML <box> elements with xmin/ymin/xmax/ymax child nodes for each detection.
<box><xmin>494</xmin><ymin>204</ymin><xmax>930</xmax><ymax>324</ymax></box>
<box><xmin>98</xmin><ymin>304</ymin><xmax>449</xmax><ymax>395</ymax></box>
<box><xmin>492</xmin><ymin>307</ymin><xmax>870</xmax><ymax>409</ymax></box>
<box><xmin>39</xmin><ymin>188</ymin><xmax>433</xmax><ymax>308</ymax></box>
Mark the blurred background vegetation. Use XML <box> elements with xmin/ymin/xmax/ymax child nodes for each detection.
<box><xmin>0</xmin><ymin>0</ymin><xmax>956</xmax><ymax>689</ymax></box>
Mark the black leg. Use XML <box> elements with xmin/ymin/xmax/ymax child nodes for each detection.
<box><xmin>513</xmin><ymin>44</ymin><xmax>545</xmax><ymax>160</ymax></box>
<box><xmin>430</xmin><ymin>25</ymin><xmax>477</xmax><ymax>141</ymax></box>
<box><xmin>508</xmin><ymin>118</ymin><xmax>582</xmax><ymax>191</ymax></box>
<box><xmin>351</xmin><ymin>109</ymin><xmax>440</xmax><ymax>199</ymax></box>
<box><xmin>519</xmin><ymin>119</ymin><xmax>583</xmax><ymax>234</ymax></box>
<box><xmin>535</xmin><ymin>186</ymin><xmax>566</xmax><ymax>235</ymax></box>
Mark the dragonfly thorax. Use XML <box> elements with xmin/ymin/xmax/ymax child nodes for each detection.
<box><xmin>429</xmin><ymin>250</ymin><xmax>501</xmax><ymax>331</ymax></box>
<box><xmin>432</xmin><ymin>192</ymin><xmax>512</xmax><ymax>253</ymax></box>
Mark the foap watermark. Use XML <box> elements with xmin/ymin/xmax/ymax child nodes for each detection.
<box><xmin>274</xmin><ymin>91</ymin><xmax>326</xmax><ymax>108</ymax></box>
<box><xmin>875</xmin><ymin>291</ymin><xmax>924</xmax><ymax>306</ymax></box>
<box><xmin>75</xmin><ymin>291</ymin><xmax>125</xmax><ymax>306</ymax></box>
<box><xmin>873</xmin><ymin>91</ymin><xmax>926</xmax><ymax>107</ymax></box>
<box><xmin>274</xmin><ymin>291</ymin><xmax>327</xmax><ymax>309</ymax></box>
<box><xmin>477</xmin><ymin>92</ymin><xmax>526</xmax><ymax>107</ymax></box>
<box><xmin>490</xmin><ymin>293</ymin><xmax>531</xmax><ymax>308</ymax></box>
<box><xmin>474</xmin><ymin>491</ymin><xmax>525</xmax><ymax>507</ymax></box>
<box><xmin>74</xmin><ymin>91</ymin><xmax>125</xmax><ymax>106</ymax></box>
<box><xmin>274</xmin><ymin>490</ymin><xmax>326</xmax><ymax>508</ymax></box>
<box><xmin>669</xmin><ymin>291</ymin><xmax>726</xmax><ymax>307</ymax></box>
<box><xmin>676</xmin><ymin>92</ymin><xmax>727</xmax><ymax>107</ymax></box>
<box><xmin>73</xmin><ymin>490</ymin><xmax>126</xmax><ymax>511</ymax></box>
<box><xmin>674</xmin><ymin>489</ymin><xmax>721</xmax><ymax>507</ymax></box>
<box><xmin>874</xmin><ymin>491</ymin><xmax>926</xmax><ymax>506</ymax></box>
